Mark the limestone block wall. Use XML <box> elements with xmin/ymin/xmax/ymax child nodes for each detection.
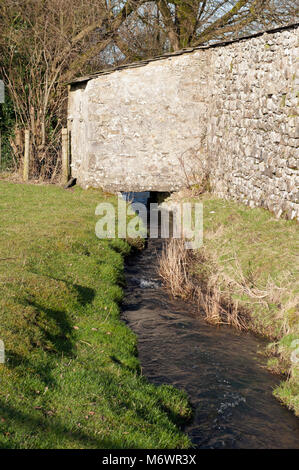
<box><xmin>68</xmin><ymin>23</ymin><xmax>299</xmax><ymax>220</ymax></box>
<box><xmin>205</xmin><ymin>26</ymin><xmax>299</xmax><ymax>219</ymax></box>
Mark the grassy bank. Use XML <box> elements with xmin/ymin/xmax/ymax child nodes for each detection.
<box><xmin>0</xmin><ymin>181</ymin><xmax>191</xmax><ymax>449</ymax></box>
<box><xmin>160</xmin><ymin>192</ymin><xmax>299</xmax><ymax>416</ymax></box>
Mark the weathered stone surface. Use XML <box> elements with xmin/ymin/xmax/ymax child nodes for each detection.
<box><xmin>68</xmin><ymin>24</ymin><xmax>299</xmax><ymax>220</ymax></box>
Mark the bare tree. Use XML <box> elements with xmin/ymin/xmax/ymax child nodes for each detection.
<box><xmin>0</xmin><ymin>0</ymin><xmax>142</xmax><ymax>178</ymax></box>
<box><xmin>117</xmin><ymin>0</ymin><xmax>298</xmax><ymax>60</ymax></box>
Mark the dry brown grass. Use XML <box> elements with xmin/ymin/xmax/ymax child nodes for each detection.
<box><xmin>158</xmin><ymin>238</ymin><xmax>249</xmax><ymax>330</ymax></box>
<box><xmin>159</xmin><ymin>236</ymin><xmax>299</xmax><ymax>338</ymax></box>
<box><xmin>159</xmin><ymin>238</ymin><xmax>195</xmax><ymax>300</ymax></box>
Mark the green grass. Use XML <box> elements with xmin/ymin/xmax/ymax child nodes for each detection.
<box><xmin>192</xmin><ymin>194</ymin><xmax>299</xmax><ymax>415</ymax></box>
<box><xmin>0</xmin><ymin>181</ymin><xmax>191</xmax><ymax>449</ymax></box>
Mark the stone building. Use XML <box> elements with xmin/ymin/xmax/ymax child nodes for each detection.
<box><xmin>68</xmin><ymin>23</ymin><xmax>299</xmax><ymax>220</ymax></box>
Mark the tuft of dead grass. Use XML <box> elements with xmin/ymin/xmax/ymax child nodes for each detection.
<box><xmin>159</xmin><ymin>239</ymin><xmax>194</xmax><ymax>300</ymax></box>
<box><xmin>158</xmin><ymin>238</ymin><xmax>248</xmax><ymax>330</ymax></box>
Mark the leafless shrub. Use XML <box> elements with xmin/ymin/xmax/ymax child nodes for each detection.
<box><xmin>0</xmin><ymin>0</ymin><xmax>144</xmax><ymax>180</ymax></box>
<box><xmin>177</xmin><ymin>145</ymin><xmax>212</xmax><ymax>195</ymax></box>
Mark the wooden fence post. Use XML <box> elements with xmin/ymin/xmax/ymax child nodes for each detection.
<box><xmin>61</xmin><ymin>128</ymin><xmax>69</xmax><ymax>185</ymax></box>
<box><xmin>23</xmin><ymin>130</ymin><xmax>30</xmax><ymax>182</ymax></box>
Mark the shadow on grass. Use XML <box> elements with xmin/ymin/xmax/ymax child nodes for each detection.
<box><xmin>25</xmin><ymin>264</ymin><xmax>96</xmax><ymax>307</ymax></box>
<box><xmin>5</xmin><ymin>282</ymin><xmax>95</xmax><ymax>387</ymax></box>
<box><xmin>96</xmin><ymin>370</ymin><xmax>190</xmax><ymax>433</ymax></box>
<box><xmin>0</xmin><ymin>399</ymin><xmax>124</xmax><ymax>449</ymax></box>
<box><xmin>25</xmin><ymin>300</ymin><xmax>75</xmax><ymax>355</ymax></box>
<box><xmin>6</xmin><ymin>352</ymin><xmax>58</xmax><ymax>389</ymax></box>
<box><xmin>72</xmin><ymin>284</ymin><xmax>95</xmax><ymax>306</ymax></box>
<box><xmin>18</xmin><ymin>279</ymin><xmax>96</xmax><ymax>356</ymax></box>
<box><xmin>33</xmin><ymin>274</ymin><xmax>96</xmax><ymax>307</ymax></box>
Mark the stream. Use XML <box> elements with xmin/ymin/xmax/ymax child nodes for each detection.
<box><xmin>121</xmin><ymin>192</ymin><xmax>299</xmax><ymax>449</ymax></box>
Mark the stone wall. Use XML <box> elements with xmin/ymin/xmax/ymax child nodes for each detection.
<box><xmin>68</xmin><ymin>24</ymin><xmax>299</xmax><ymax>220</ymax></box>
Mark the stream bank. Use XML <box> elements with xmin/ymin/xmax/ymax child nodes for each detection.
<box><xmin>121</xmin><ymin>192</ymin><xmax>299</xmax><ymax>448</ymax></box>
<box><xmin>159</xmin><ymin>191</ymin><xmax>299</xmax><ymax>416</ymax></box>
<box><xmin>122</xmin><ymin>236</ymin><xmax>299</xmax><ymax>448</ymax></box>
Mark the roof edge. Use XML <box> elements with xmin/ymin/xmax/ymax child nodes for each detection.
<box><xmin>69</xmin><ymin>22</ymin><xmax>299</xmax><ymax>86</ymax></box>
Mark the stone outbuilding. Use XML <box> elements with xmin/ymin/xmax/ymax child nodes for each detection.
<box><xmin>68</xmin><ymin>23</ymin><xmax>299</xmax><ymax>219</ymax></box>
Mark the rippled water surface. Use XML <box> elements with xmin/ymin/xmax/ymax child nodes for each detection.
<box><xmin>121</xmin><ymin>194</ymin><xmax>299</xmax><ymax>448</ymax></box>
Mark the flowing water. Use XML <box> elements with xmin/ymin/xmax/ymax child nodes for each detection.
<box><xmin>121</xmin><ymin>192</ymin><xmax>299</xmax><ymax>449</ymax></box>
